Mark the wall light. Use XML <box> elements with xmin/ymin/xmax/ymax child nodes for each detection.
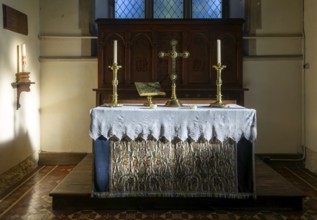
<box><xmin>11</xmin><ymin>44</ymin><xmax>35</xmax><ymax>110</ymax></box>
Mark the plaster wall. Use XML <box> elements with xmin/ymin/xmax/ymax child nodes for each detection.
<box><xmin>0</xmin><ymin>0</ymin><xmax>40</xmax><ymax>174</ymax></box>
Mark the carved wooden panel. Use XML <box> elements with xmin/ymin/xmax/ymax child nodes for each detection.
<box><xmin>131</xmin><ymin>33</ymin><xmax>153</xmax><ymax>83</ymax></box>
<box><xmin>186</xmin><ymin>32</ymin><xmax>211</xmax><ymax>84</ymax></box>
<box><xmin>2</xmin><ymin>4</ymin><xmax>28</xmax><ymax>35</ymax></box>
<box><xmin>95</xmin><ymin>19</ymin><xmax>246</xmax><ymax>105</ymax></box>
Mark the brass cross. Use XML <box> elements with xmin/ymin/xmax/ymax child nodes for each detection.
<box><xmin>158</xmin><ymin>39</ymin><xmax>190</xmax><ymax>107</ymax></box>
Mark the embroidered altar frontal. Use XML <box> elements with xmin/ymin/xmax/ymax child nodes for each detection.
<box><xmin>110</xmin><ymin>140</ymin><xmax>237</xmax><ymax>197</ymax></box>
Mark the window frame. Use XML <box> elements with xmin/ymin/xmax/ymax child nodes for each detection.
<box><xmin>112</xmin><ymin>0</ymin><xmax>229</xmax><ymax>19</ymax></box>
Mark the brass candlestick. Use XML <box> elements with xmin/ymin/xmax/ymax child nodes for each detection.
<box><xmin>210</xmin><ymin>63</ymin><xmax>226</xmax><ymax>107</ymax></box>
<box><xmin>158</xmin><ymin>40</ymin><xmax>189</xmax><ymax>107</ymax></box>
<box><xmin>104</xmin><ymin>63</ymin><xmax>123</xmax><ymax>107</ymax></box>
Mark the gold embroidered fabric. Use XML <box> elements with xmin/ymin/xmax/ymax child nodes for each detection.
<box><xmin>109</xmin><ymin>139</ymin><xmax>238</xmax><ymax>197</ymax></box>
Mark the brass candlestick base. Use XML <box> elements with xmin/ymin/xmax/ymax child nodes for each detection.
<box><xmin>165</xmin><ymin>83</ymin><xmax>183</xmax><ymax>107</ymax></box>
<box><xmin>104</xmin><ymin>103</ymin><xmax>123</xmax><ymax>107</ymax></box>
<box><xmin>103</xmin><ymin>63</ymin><xmax>123</xmax><ymax>107</ymax></box>
<box><xmin>165</xmin><ymin>82</ymin><xmax>182</xmax><ymax>107</ymax></box>
<box><xmin>165</xmin><ymin>98</ymin><xmax>183</xmax><ymax>108</ymax></box>
<box><xmin>210</xmin><ymin>101</ymin><xmax>225</xmax><ymax>108</ymax></box>
<box><xmin>210</xmin><ymin>63</ymin><xmax>226</xmax><ymax>108</ymax></box>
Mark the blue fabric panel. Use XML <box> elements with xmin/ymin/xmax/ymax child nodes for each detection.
<box><xmin>93</xmin><ymin>136</ymin><xmax>110</xmax><ymax>192</ymax></box>
<box><xmin>237</xmin><ymin>138</ymin><xmax>253</xmax><ymax>193</ymax></box>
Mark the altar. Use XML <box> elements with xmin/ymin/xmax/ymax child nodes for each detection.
<box><xmin>90</xmin><ymin>104</ymin><xmax>257</xmax><ymax>199</ymax></box>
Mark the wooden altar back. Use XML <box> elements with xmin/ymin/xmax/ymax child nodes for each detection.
<box><xmin>94</xmin><ymin>19</ymin><xmax>246</xmax><ymax>106</ymax></box>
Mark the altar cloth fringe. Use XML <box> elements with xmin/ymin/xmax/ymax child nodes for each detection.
<box><xmin>91</xmin><ymin>191</ymin><xmax>255</xmax><ymax>199</ymax></box>
<box><xmin>90</xmin><ymin>104</ymin><xmax>257</xmax><ymax>143</ymax></box>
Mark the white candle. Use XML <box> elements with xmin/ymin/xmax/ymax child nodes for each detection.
<box><xmin>113</xmin><ymin>40</ymin><xmax>117</xmax><ymax>64</ymax></box>
<box><xmin>17</xmin><ymin>45</ymin><xmax>20</xmax><ymax>73</ymax></box>
<box><xmin>22</xmin><ymin>44</ymin><xmax>26</xmax><ymax>72</ymax></box>
<box><xmin>217</xmin><ymin>39</ymin><xmax>221</xmax><ymax>64</ymax></box>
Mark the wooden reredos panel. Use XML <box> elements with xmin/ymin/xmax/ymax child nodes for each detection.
<box><xmin>95</xmin><ymin>19</ymin><xmax>246</xmax><ymax>105</ymax></box>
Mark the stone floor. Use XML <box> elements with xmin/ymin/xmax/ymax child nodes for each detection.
<box><xmin>0</xmin><ymin>160</ymin><xmax>317</xmax><ymax>219</ymax></box>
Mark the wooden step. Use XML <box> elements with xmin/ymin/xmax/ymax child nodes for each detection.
<box><xmin>50</xmin><ymin>154</ymin><xmax>304</xmax><ymax>210</ymax></box>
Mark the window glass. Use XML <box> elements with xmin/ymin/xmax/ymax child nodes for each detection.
<box><xmin>153</xmin><ymin>0</ymin><xmax>183</xmax><ymax>19</ymax></box>
<box><xmin>192</xmin><ymin>0</ymin><xmax>222</xmax><ymax>18</ymax></box>
<box><xmin>113</xmin><ymin>0</ymin><xmax>223</xmax><ymax>19</ymax></box>
<box><xmin>115</xmin><ymin>0</ymin><xmax>145</xmax><ymax>18</ymax></box>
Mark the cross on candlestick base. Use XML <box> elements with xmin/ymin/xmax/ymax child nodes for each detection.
<box><xmin>158</xmin><ymin>39</ymin><xmax>190</xmax><ymax>107</ymax></box>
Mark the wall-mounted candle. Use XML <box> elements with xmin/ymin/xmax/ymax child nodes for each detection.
<box><xmin>17</xmin><ymin>45</ymin><xmax>20</xmax><ymax>73</ymax></box>
<box><xmin>22</xmin><ymin>44</ymin><xmax>26</xmax><ymax>72</ymax></box>
<box><xmin>113</xmin><ymin>40</ymin><xmax>117</xmax><ymax>64</ymax></box>
<box><xmin>217</xmin><ymin>39</ymin><xmax>221</xmax><ymax>64</ymax></box>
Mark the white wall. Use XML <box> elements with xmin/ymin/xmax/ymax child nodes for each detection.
<box><xmin>40</xmin><ymin>0</ymin><xmax>97</xmax><ymax>153</ymax></box>
<box><xmin>244</xmin><ymin>59</ymin><xmax>302</xmax><ymax>153</ymax></box>
<box><xmin>304</xmin><ymin>0</ymin><xmax>317</xmax><ymax>173</ymax></box>
<box><xmin>40</xmin><ymin>61</ymin><xmax>97</xmax><ymax>152</ymax></box>
<box><xmin>244</xmin><ymin>0</ymin><xmax>303</xmax><ymax>154</ymax></box>
<box><xmin>0</xmin><ymin>0</ymin><xmax>40</xmax><ymax>174</ymax></box>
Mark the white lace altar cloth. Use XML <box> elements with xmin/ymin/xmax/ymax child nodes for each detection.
<box><xmin>89</xmin><ymin>104</ymin><xmax>257</xmax><ymax>143</ymax></box>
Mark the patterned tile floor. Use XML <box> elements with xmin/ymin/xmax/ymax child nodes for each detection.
<box><xmin>0</xmin><ymin>162</ymin><xmax>317</xmax><ymax>220</ymax></box>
